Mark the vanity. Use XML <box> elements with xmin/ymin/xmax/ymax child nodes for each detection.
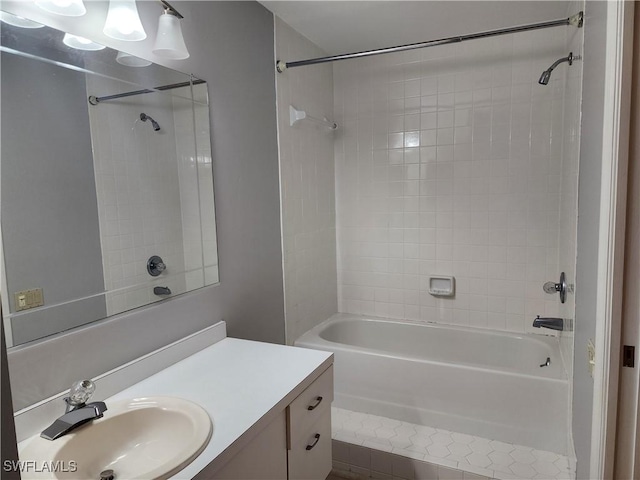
<box><xmin>15</xmin><ymin>322</ymin><xmax>334</xmax><ymax>480</ymax></box>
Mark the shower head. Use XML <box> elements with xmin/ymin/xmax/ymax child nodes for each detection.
<box><xmin>538</xmin><ymin>69</ymin><xmax>553</xmax><ymax>86</ymax></box>
<box><xmin>538</xmin><ymin>52</ymin><xmax>574</xmax><ymax>85</ymax></box>
<box><xmin>140</xmin><ymin>113</ymin><xmax>161</xmax><ymax>131</ymax></box>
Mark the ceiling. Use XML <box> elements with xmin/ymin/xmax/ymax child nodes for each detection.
<box><xmin>259</xmin><ymin>1</ymin><xmax>570</xmax><ymax>56</ymax></box>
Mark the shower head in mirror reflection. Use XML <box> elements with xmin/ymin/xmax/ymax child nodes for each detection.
<box><xmin>140</xmin><ymin>112</ymin><xmax>161</xmax><ymax>132</ymax></box>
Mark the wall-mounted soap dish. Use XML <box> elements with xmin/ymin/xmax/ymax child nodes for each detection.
<box><xmin>428</xmin><ymin>276</ymin><xmax>455</xmax><ymax>297</ymax></box>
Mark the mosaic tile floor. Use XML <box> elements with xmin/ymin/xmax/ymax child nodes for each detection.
<box><xmin>332</xmin><ymin>407</ymin><xmax>575</xmax><ymax>480</ymax></box>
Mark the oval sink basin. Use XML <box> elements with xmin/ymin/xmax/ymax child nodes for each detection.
<box><xmin>19</xmin><ymin>396</ymin><xmax>212</xmax><ymax>480</ymax></box>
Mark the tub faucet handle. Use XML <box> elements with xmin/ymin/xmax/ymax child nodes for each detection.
<box><xmin>543</xmin><ymin>272</ymin><xmax>569</xmax><ymax>304</ymax></box>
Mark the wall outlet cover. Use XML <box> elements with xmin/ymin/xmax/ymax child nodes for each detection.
<box><xmin>14</xmin><ymin>288</ymin><xmax>44</xmax><ymax>312</ymax></box>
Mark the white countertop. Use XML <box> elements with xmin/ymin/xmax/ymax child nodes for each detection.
<box><xmin>104</xmin><ymin>337</ymin><xmax>333</xmax><ymax>479</ymax></box>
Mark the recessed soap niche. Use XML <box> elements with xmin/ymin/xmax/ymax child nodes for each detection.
<box><xmin>428</xmin><ymin>276</ymin><xmax>455</xmax><ymax>297</ymax></box>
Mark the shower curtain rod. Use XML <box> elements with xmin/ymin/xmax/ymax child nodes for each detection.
<box><xmin>276</xmin><ymin>11</ymin><xmax>583</xmax><ymax>73</ymax></box>
<box><xmin>88</xmin><ymin>78</ymin><xmax>206</xmax><ymax>105</ymax></box>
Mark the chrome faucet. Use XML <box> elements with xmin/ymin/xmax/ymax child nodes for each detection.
<box><xmin>532</xmin><ymin>316</ymin><xmax>564</xmax><ymax>331</ymax></box>
<box><xmin>40</xmin><ymin>380</ymin><xmax>107</xmax><ymax>440</ymax></box>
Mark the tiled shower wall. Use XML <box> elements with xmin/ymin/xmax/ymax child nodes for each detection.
<box><xmin>275</xmin><ymin>17</ymin><xmax>338</xmax><ymax>344</ymax></box>
<box><xmin>334</xmin><ymin>27</ymin><xmax>578</xmax><ymax>335</ymax></box>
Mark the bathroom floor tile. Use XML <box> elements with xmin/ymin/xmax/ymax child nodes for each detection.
<box><xmin>331</xmin><ymin>407</ymin><xmax>575</xmax><ymax>480</ymax></box>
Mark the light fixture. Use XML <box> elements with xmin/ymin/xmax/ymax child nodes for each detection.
<box><xmin>0</xmin><ymin>12</ymin><xmax>45</xmax><ymax>28</ymax></box>
<box><xmin>152</xmin><ymin>1</ymin><xmax>189</xmax><ymax>60</ymax></box>
<box><xmin>116</xmin><ymin>51</ymin><xmax>152</xmax><ymax>67</ymax></box>
<box><xmin>35</xmin><ymin>0</ymin><xmax>86</xmax><ymax>17</ymax></box>
<box><xmin>103</xmin><ymin>0</ymin><xmax>146</xmax><ymax>42</ymax></box>
<box><xmin>63</xmin><ymin>33</ymin><xmax>106</xmax><ymax>51</ymax></box>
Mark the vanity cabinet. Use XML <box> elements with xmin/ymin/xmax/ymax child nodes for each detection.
<box><xmin>208</xmin><ymin>365</ymin><xmax>333</xmax><ymax>480</ymax></box>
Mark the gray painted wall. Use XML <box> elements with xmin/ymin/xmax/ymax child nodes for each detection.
<box><xmin>175</xmin><ymin>2</ymin><xmax>285</xmax><ymax>344</ymax></box>
<box><xmin>573</xmin><ymin>2</ymin><xmax>607</xmax><ymax>477</ymax></box>
<box><xmin>1</xmin><ymin>53</ymin><xmax>107</xmax><ymax>345</ymax></box>
<box><xmin>5</xmin><ymin>0</ymin><xmax>284</xmax><ymax>412</ymax></box>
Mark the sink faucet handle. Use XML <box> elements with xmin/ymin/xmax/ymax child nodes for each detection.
<box><xmin>66</xmin><ymin>380</ymin><xmax>96</xmax><ymax>408</ymax></box>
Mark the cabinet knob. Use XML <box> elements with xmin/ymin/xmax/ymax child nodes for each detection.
<box><xmin>307</xmin><ymin>396</ymin><xmax>323</xmax><ymax>411</ymax></box>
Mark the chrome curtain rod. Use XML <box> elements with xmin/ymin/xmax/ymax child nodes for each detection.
<box><xmin>88</xmin><ymin>78</ymin><xmax>205</xmax><ymax>105</ymax></box>
<box><xmin>276</xmin><ymin>11</ymin><xmax>583</xmax><ymax>73</ymax></box>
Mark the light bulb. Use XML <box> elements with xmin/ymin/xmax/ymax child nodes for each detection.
<box><xmin>0</xmin><ymin>12</ymin><xmax>44</xmax><ymax>28</ymax></box>
<box><xmin>103</xmin><ymin>0</ymin><xmax>146</xmax><ymax>42</ymax></box>
<box><xmin>35</xmin><ymin>0</ymin><xmax>86</xmax><ymax>17</ymax></box>
<box><xmin>116</xmin><ymin>51</ymin><xmax>152</xmax><ymax>67</ymax></box>
<box><xmin>63</xmin><ymin>33</ymin><xmax>106</xmax><ymax>51</ymax></box>
<box><xmin>152</xmin><ymin>11</ymin><xmax>189</xmax><ymax>60</ymax></box>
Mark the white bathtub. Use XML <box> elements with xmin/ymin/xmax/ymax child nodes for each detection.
<box><xmin>295</xmin><ymin>313</ymin><xmax>569</xmax><ymax>454</ymax></box>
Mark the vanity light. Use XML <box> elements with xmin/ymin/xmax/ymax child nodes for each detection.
<box><xmin>63</xmin><ymin>33</ymin><xmax>106</xmax><ymax>51</ymax></box>
<box><xmin>152</xmin><ymin>1</ymin><xmax>189</xmax><ymax>60</ymax></box>
<box><xmin>35</xmin><ymin>0</ymin><xmax>86</xmax><ymax>17</ymax></box>
<box><xmin>103</xmin><ymin>0</ymin><xmax>146</xmax><ymax>42</ymax></box>
<box><xmin>0</xmin><ymin>12</ymin><xmax>44</xmax><ymax>28</ymax></box>
<box><xmin>116</xmin><ymin>51</ymin><xmax>152</xmax><ymax>67</ymax></box>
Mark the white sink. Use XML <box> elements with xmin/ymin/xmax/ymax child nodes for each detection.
<box><xmin>19</xmin><ymin>396</ymin><xmax>212</xmax><ymax>480</ymax></box>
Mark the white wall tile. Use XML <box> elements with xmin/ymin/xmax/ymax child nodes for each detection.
<box><xmin>275</xmin><ymin>18</ymin><xmax>338</xmax><ymax>344</ymax></box>
<box><xmin>334</xmin><ymin>26</ymin><xmax>580</xmax><ymax>338</ymax></box>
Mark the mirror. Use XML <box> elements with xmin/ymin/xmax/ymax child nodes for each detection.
<box><xmin>1</xmin><ymin>15</ymin><xmax>219</xmax><ymax>347</ymax></box>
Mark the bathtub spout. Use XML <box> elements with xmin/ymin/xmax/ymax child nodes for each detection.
<box><xmin>533</xmin><ymin>316</ymin><xmax>564</xmax><ymax>331</ymax></box>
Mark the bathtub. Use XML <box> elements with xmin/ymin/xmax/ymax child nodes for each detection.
<box><xmin>295</xmin><ymin>313</ymin><xmax>569</xmax><ymax>454</ymax></box>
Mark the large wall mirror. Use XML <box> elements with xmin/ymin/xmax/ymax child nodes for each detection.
<box><xmin>1</xmin><ymin>14</ymin><xmax>219</xmax><ymax>347</ymax></box>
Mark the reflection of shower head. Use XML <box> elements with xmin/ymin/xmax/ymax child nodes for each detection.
<box><xmin>538</xmin><ymin>52</ymin><xmax>574</xmax><ymax>85</ymax></box>
<box><xmin>140</xmin><ymin>113</ymin><xmax>161</xmax><ymax>131</ymax></box>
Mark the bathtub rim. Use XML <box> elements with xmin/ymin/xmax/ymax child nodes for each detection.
<box><xmin>295</xmin><ymin>312</ymin><xmax>567</xmax><ymax>382</ymax></box>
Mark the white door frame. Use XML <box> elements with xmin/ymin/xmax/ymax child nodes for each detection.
<box><xmin>590</xmin><ymin>1</ymin><xmax>635</xmax><ymax>478</ymax></box>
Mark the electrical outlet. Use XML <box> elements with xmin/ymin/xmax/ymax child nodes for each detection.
<box><xmin>587</xmin><ymin>340</ymin><xmax>596</xmax><ymax>378</ymax></box>
<box><xmin>14</xmin><ymin>288</ymin><xmax>44</xmax><ymax>312</ymax></box>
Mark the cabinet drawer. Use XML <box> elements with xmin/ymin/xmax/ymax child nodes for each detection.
<box><xmin>288</xmin><ymin>365</ymin><xmax>333</xmax><ymax>444</ymax></box>
<box><xmin>288</xmin><ymin>409</ymin><xmax>332</xmax><ymax>480</ymax></box>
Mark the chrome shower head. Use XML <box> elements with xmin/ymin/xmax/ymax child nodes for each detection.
<box><xmin>140</xmin><ymin>112</ymin><xmax>161</xmax><ymax>131</ymax></box>
<box><xmin>538</xmin><ymin>52</ymin><xmax>574</xmax><ymax>86</ymax></box>
<box><xmin>538</xmin><ymin>69</ymin><xmax>553</xmax><ymax>85</ymax></box>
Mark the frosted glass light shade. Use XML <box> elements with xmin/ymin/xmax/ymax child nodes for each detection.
<box><xmin>103</xmin><ymin>0</ymin><xmax>146</xmax><ymax>42</ymax></box>
<box><xmin>152</xmin><ymin>11</ymin><xmax>189</xmax><ymax>60</ymax></box>
<box><xmin>35</xmin><ymin>0</ymin><xmax>86</xmax><ymax>17</ymax></box>
<box><xmin>0</xmin><ymin>12</ymin><xmax>44</xmax><ymax>28</ymax></box>
<box><xmin>116</xmin><ymin>51</ymin><xmax>152</xmax><ymax>67</ymax></box>
<box><xmin>63</xmin><ymin>33</ymin><xmax>106</xmax><ymax>51</ymax></box>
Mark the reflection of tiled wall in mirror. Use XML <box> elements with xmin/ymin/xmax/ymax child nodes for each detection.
<box><xmin>87</xmin><ymin>75</ymin><xmax>187</xmax><ymax>316</ymax></box>
<box><xmin>193</xmin><ymin>85</ymin><xmax>219</xmax><ymax>286</ymax></box>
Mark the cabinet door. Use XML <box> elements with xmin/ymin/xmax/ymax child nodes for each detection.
<box><xmin>288</xmin><ymin>365</ymin><xmax>334</xmax><ymax>445</ymax></box>
<box><xmin>288</xmin><ymin>408</ymin><xmax>332</xmax><ymax>480</ymax></box>
<box><xmin>209</xmin><ymin>411</ymin><xmax>287</xmax><ymax>480</ymax></box>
